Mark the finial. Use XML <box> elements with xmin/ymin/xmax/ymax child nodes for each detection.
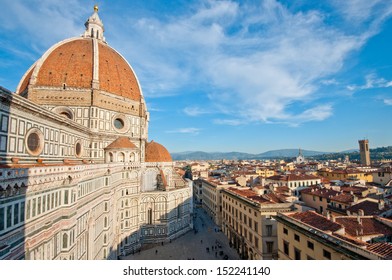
<box><xmin>83</xmin><ymin>3</ymin><xmax>105</xmax><ymax>42</ymax></box>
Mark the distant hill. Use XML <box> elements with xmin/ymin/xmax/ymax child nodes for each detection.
<box><xmin>171</xmin><ymin>149</ymin><xmax>331</xmax><ymax>161</ymax></box>
<box><xmin>340</xmin><ymin>149</ymin><xmax>359</xmax><ymax>153</ymax></box>
<box><xmin>171</xmin><ymin>151</ymin><xmax>254</xmax><ymax>161</ymax></box>
<box><xmin>311</xmin><ymin>146</ymin><xmax>392</xmax><ymax>161</ymax></box>
<box><xmin>256</xmin><ymin>149</ymin><xmax>329</xmax><ymax>158</ymax></box>
<box><xmin>171</xmin><ymin>146</ymin><xmax>392</xmax><ymax>161</ymax></box>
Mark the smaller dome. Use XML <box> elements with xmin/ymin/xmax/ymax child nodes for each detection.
<box><xmin>145</xmin><ymin>141</ymin><xmax>172</xmax><ymax>162</ymax></box>
<box><xmin>105</xmin><ymin>137</ymin><xmax>137</xmax><ymax>150</ymax></box>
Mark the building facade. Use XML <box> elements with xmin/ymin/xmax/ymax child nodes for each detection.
<box><xmin>373</xmin><ymin>167</ymin><xmax>392</xmax><ymax>186</ymax></box>
<box><xmin>0</xmin><ymin>7</ymin><xmax>192</xmax><ymax>260</ymax></box>
<box><xmin>200</xmin><ymin>178</ymin><xmax>234</xmax><ymax>226</ymax></box>
<box><xmin>276</xmin><ymin>211</ymin><xmax>392</xmax><ymax>260</ymax></box>
<box><xmin>265</xmin><ymin>174</ymin><xmax>321</xmax><ymax>196</ymax></box>
<box><xmin>318</xmin><ymin>168</ymin><xmax>373</xmax><ymax>182</ymax></box>
<box><xmin>221</xmin><ymin>187</ymin><xmax>292</xmax><ymax>260</ymax></box>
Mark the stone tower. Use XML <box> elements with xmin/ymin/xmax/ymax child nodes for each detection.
<box><xmin>358</xmin><ymin>139</ymin><xmax>371</xmax><ymax>166</ymax></box>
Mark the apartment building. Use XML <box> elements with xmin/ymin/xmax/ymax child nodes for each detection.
<box><xmin>200</xmin><ymin>178</ymin><xmax>235</xmax><ymax>226</ymax></box>
<box><xmin>266</xmin><ymin>174</ymin><xmax>321</xmax><ymax>196</ymax></box>
<box><xmin>276</xmin><ymin>211</ymin><xmax>392</xmax><ymax>260</ymax></box>
<box><xmin>318</xmin><ymin>168</ymin><xmax>373</xmax><ymax>183</ymax></box>
<box><xmin>221</xmin><ymin>187</ymin><xmax>292</xmax><ymax>259</ymax></box>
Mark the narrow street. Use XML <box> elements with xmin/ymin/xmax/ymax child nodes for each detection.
<box><xmin>121</xmin><ymin>206</ymin><xmax>240</xmax><ymax>260</ymax></box>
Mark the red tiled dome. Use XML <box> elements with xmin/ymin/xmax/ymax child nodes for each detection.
<box><xmin>17</xmin><ymin>38</ymin><xmax>141</xmax><ymax>102</ymax></box>
<box><xmin>105</xmin><ymin>137</ymin><xmax>137</xmax><ymax>150</ymax></box>
<box><xmin>145</xmin><ymin>141</ymin><xmax>172</xmax><ymax>162</ymax></box>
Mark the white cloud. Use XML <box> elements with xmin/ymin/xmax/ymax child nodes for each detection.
<box><xmin>0</xmin><ymin>0</ymin><xmax>87</xmax><ymax>47</ymax></box>
<box><xmin>146</xmin><ymin>104</ymin><xmax>164</xmax><ymax>112</ymax></box>
<box><xmin>289</xmin><ymin>105</ymin><xmax>333</xmax><ymax>124</ymax></box>
<box><xmin>384</xmin><ymin>99</ymin><xmax>392</xmax><ymax>106</ymax></box>
<box><xmin>183</xmin><ymin>106</ymin><xmax>210</xmax><ymax>116</ymax></box>
<box><xmin>4</xmin><ymin>0</ymin><xmax>392</xmax><ymax>126</ymax></box>
<box><xmin>111</xmin><ymin>0</ymin><xmax>391</xmax><ymax>125</ymax></box>
<box><xmin>213</xmin><ymin>119</ymin><xmax>244</xmax><ymax>126</ymax></box>
<box><xmin>165</xmin><ymin>128</ymin><xmax>201</xmax><ymax>135</ymax></box>
<box><xmin>347</xmin><ymin>74</ymin><xmax>392</xmax><ymax>91</ymax></box>
<box><xmin>320</xmin><ymin>79</ymin><xmax>339</xmax><ymax>86</ymax></box>
<box><xmin>332</xmin><ymin>0</ymin><xmax>392</xmax><ymax>23</ymax></box>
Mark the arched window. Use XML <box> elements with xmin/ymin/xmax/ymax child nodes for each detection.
<box><xmin>118</xmin><ymin>152</ymin><xmax>125</xmax><ymax>162</ymax></box>
<box><xmin>129</xmin><ymin>153</ymin><xmax>135</xmax><ymax>162</ymax></box>
<box><xmin>109</xmin><ymin>153</ymin><xmax>113</xmax><ymax>163</ymax></box>
<box><xmin>91</xmin><ymin>29</ymin><xmax>94</xmax><ymax>38</ymax></box>
<box><xmin>62</xmin><ymin>233</ymin><xmax>68</xmax><ymax>249</ymax></box>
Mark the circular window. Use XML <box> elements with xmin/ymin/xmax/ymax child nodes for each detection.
<box><xmin>114</xmin><ymin>118</ymin><xmax>124</xmax><ymax>129</ymax></box>
<box><xmin>25</xmin><ymin>128</ymin><xmax>44</xmax><ymax>156</ymax></box>
<box><xmin>60</xmin><ymin>111</ymin><xmax>72</xmax><ymax>119</ymax></box>
<box><xmin>52</xmin><ymin>106</ymin><xmax>74</xmax><ymax>120</ymax></box>
<box><xmin>75</xmin><ymin>141</ymin><xmax>82</xmax><ymax>157</ymax></box>
<box><xmin>112</xmin><ymin>114</ymin><xmax>129</xmax><ymax>133</ymax></box>
<box><xmin>28</xmin><ymin>133</ymin><xmax>39</xmax><ymax>151</ymax></box>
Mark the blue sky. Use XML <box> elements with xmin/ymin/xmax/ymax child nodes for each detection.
<box><xmin>1</xmin><ymin>0</ymin><xmax>392</xmax><ymax>153</ymax></box>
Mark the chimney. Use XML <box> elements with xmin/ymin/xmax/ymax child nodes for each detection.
<box><xmin>358</xmin><ymin>209</ymin><xmax>364</xmax><ymax>216</ymax></box>
<box><xmin>357</xmin><ymin>215</ymin><xmax>362</xmax><ymax>225</ymax></box>
<box><xmin>326</xmin><ymin>211</ymin><xmax>331</xmax><ymax>220</ymax></box>
<box><xmin>378</xmin><ymin>199</ymin><xmax>385</xmax><ymax>210</ymax></box>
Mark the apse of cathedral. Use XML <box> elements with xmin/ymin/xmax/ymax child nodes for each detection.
<box><xmin>0</xmin><ymin>6</ymin><xmax>192</xmax><ymax>260</ymax></box>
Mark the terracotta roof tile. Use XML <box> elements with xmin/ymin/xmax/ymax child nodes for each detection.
<box><xmin>36</xmin><ymin>39</ymin><xmax>93</xmax><ymax>89</ymax></box>
<box><xmin>301</xmin><ymin>186</ymin><xmax>340</xmax><ymax>198</ymax></box>
<box><xmin>275</xmin><ymin>186</ymin><xmax>290</xmax><ymax>192</ymax></box>
<box><xmin>227</xmin><ymin>187</ymin><xmax>274</xmax><ymax>204</ymax></box>
<box><xmin>330</xmin><ymin>193</ymin><xmax>354</xmax><ymax>204</ymax></box>
<box><xmin>335</xmin><ymin>217</ymin><xmax>392</xmax><ymax>237</ymax></box>
<box><xmin>346</xmin><ymin>200</ymin><xmax>391</xmax><ymax>216</ymax></box>
<box><xmin>105</xmin><ymin>137</ymin><xmax>137</xmax><ymax>150</ymax></box>
<box><xmin>366</xmin><ymin>243</ymin><xmax>392</xmax><ymax>260</ymax></box>
<box><xmin>145</xmin><ymin>141</ymin><xmax>172</xmax><ymax>162</ymax></box>
<box><xmin>264</xmin><ymin>193</ymin><xmax>285</xmax><ymax>203</ymax></box>
<box><xmin>98</xmin><ymin>42</ymin><xmax>141</xmax><ymax>101</ymax></box>
<box><xmin>267</xmin><ymin>174</ymin><xmax>320</xmax><ymax>181</ymax></box>
<box><xmin>341</xmin><ymin>185</ymin><xmax>368</xmax><ymax>195</ymax></box>
<box><xmin>289</xmin><ymin>211</ymin><xmax>342</xmax><ymax>232</ymax></box>
<box><xmin>17</xmin><ymin>38</ymin><xmax>142</xmax><ymax>102</ymax></box>
<box><xmin>332</xmin><ymin>232</ymin><xmax>368</xmax><ymax>246</ymax></box>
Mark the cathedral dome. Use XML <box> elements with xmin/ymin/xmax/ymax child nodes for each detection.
<box><xmin>145</xmin><ymin>141</ymin><xmax>172</xmax><ymax>162</ymax></box>
<box><xmin>16</xmin><ymin>7</ymin><xmax>143</xmax><ymax>105</ymax></box>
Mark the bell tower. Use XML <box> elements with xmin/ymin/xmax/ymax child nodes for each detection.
<box><xmin>358</xmin><ymin>139</ymin><xmax>371</xmax><ymax>166</ymax></box>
